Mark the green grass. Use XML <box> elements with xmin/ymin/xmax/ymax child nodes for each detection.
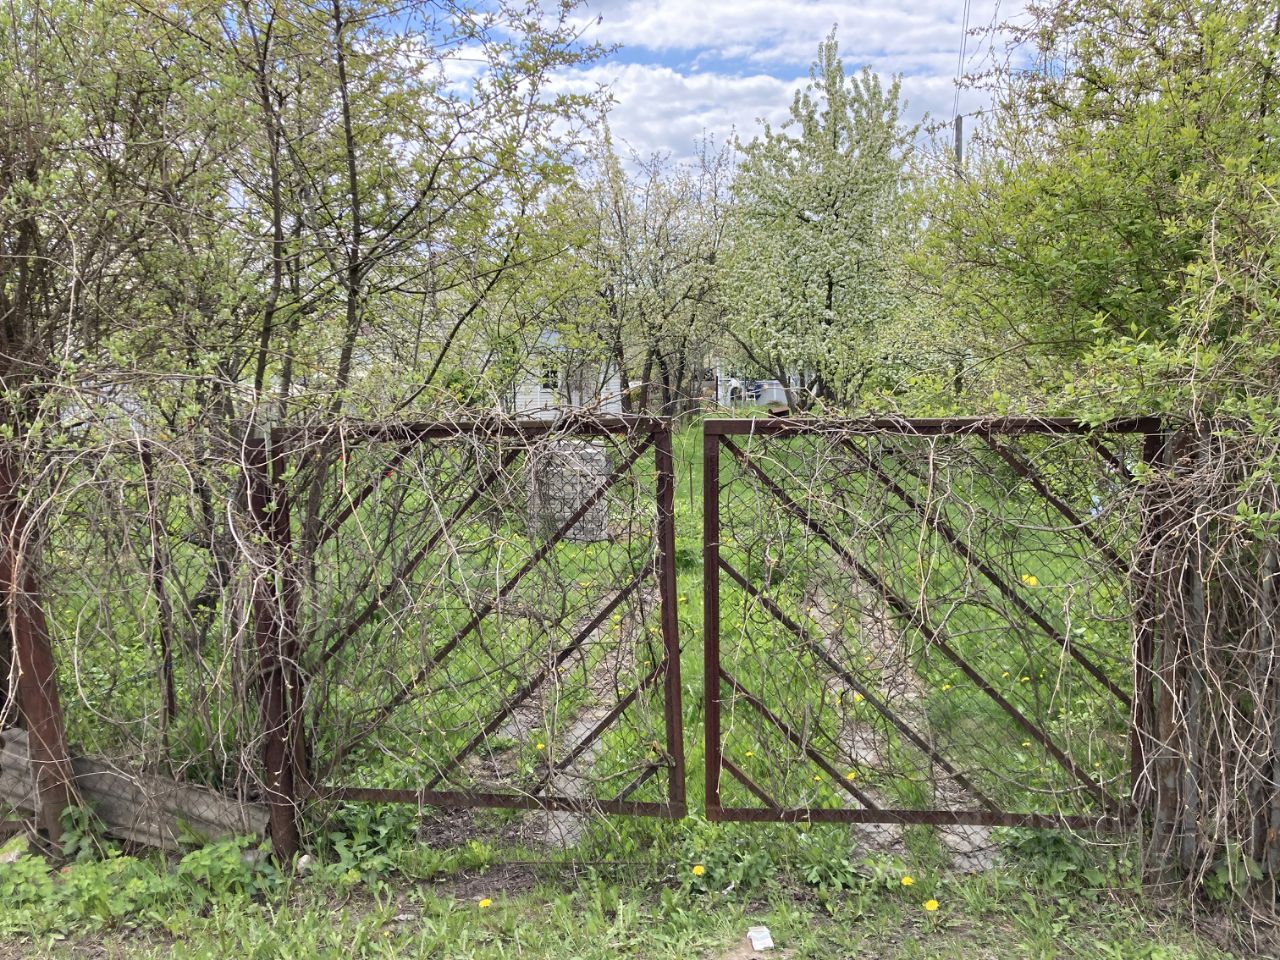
<box><xmin>0</xmin><ymin>826</ymin><xmax>1253</xmax><ymax>959</ymax></box>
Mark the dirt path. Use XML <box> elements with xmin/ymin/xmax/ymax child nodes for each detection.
<box><xmin>472</xmin><ymin>584</ymin><xmax>653</xmax><ymax>847</ymax></box>
<box><xmin>806</xmin><ymin>579</ymin><xmax>996</xmax><ymax>871</ymax></box>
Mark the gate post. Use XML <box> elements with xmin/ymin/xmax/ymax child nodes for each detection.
<box><xmin>702</xmin><ymin>426</ymin><xmax>722</xmax><ymax>819</ymax></box>
<box><xmin>1131</xmin><ymin>427</ymin><xmax>1166</xmax><ymax>819</ymax></box>
<box><xmin>654</xmin><ymin>423</ymin><xmax>687</xmax><ymax>813</ymax></box>
<box><xmin>246</xmin><ymin>434</ymin><xmax>301</xmax><ymax>860</ymax></box>
<box><xmin>0</xmin><ymin>445</ymin><xmax>76</xmax><ymax>844</ymax></box>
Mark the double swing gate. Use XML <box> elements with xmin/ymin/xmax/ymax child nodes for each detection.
<box><xmin>13</xmin><ymin>415</ymin><xmax>1162</xmax><ymax>856</ymax></box>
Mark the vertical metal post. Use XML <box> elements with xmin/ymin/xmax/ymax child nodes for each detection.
<box><xmin>654</xmin><ymin>422</ymin><xmax>686</xmax><ymax>812</ymax></box>
<box><xmin>0</xmin><ymin>446</ymin><xmax>75</xmax><ymax>843</ymax></box>
<box><xmin>246</xmin><ymin>436</ymin><xmax>301</xmax><ymax>860</ymax></box>
<box><xmin>268</xmin><ymin>441</ymin><xmax>307</xmax><ymax>792</ymax></box>
<box><xmin>1131</xmin><ymin>427</ymin><xmax>1165</xmax><ymax>817</ymax></box>
<box><xmin>702</xmin><ymin>427</ymin><xmax>722</xmax><ymax>818</ymax></box>
<box><xmin>140</xmin><ymin>444</ymin><xmax>177</xmax><ymax>727</ymax></box>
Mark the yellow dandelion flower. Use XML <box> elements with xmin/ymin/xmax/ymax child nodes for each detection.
<box><xmin>1022</xmin><ymin>574</ymin><xmax>1038</xmax><ymax>587</ymax></box>
<box><xmin>941</xmin><ymin>683</ymin><xmax>952</xmax><ymax>692</ymax></box>
<box><xmin>678</xmin><ymin>595</ymin><xmax>687</xmax><ymax>604</ymax></box>
<box><xmin>852</xmin><ymin>692</ymin><xmax>865</xmax><ymax>704</ymax></box>
<box><xmin>478</xmin><ymin>898</ymin><xmax>492</xmax><ymax>909</ymax></box>
<box><xmin>901</xmin><ymin>876</ymin><xmax>914</xmax><ymax>887</ymax></box>
<box><xmin>924</xmin><ymin>899</ymin><xmax>939</xmax><ymax>912</ymax></box>
<box><xmin>535</xmin><ymin>742</ymin><xmax>546</xmax><ymax>751</ymax></box>
<box><xmin>1022</xmin><ymin>741</ymin><xmax>1032</xmax><ymax>747</ymax></box>
<box><xmin>745</xmin><ymin>751</ymin><xmax>754</xmax><ymax>758</ymax></box>
<box><xmin>1021</xmin><ymin>676</ymin><xmax>1031</xmax><ymax>682</ymax></box>
<box><xmin>692</xmin><ymin>864</ymin><xmax>705</xmax><ymax>877</ymax></box>
<box><xmin>1002</xmin><ymin>671</ymin><xmax>1010</xmax><ymax>678</ymax></box>
<box><xmin>845</xmin><ymin>771</ymin><xmax>857</xmax><ymax>781</ymax></box>
<box><xmin>813</xmin><ymin>774</ymin><xmax>822</xmax><ymax>782</ymax></box>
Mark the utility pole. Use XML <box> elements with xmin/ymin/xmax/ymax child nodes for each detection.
<box><xmin>954</xmin><ymin>114</ymin><xmax>964</xmax><ymax>170</ymax></box>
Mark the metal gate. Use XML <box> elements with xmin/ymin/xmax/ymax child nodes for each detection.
<box><xmin>702</xmin><ymin>417</ymin><xmax>1159</xmax><ymax>831</ymax></box>
<box><xmin>255</xmin><ymin>416</ymin><xmax>686</xmax><ymax>851</ymax></box>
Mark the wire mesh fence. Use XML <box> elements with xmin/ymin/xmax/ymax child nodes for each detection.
<box><xmin>703</xmin><ymin>417</ymin><xmax>1160</xmax><ymax>841</ymax></box>
<box><xmin>1</xmin><ymin>414</ymin><xmax>684</xmax><ymax>855</ymax></box>
<box><xmin>17</xmin><ymin>411</ymin><xmax>1242</xmax><ymax>871</ymax></box>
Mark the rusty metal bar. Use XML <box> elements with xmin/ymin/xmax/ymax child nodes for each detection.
<box><xmin>328</xmin><ymin>434</ymin><xmax>657</xmax><ymax>769</ymax></box>
<box><xmin>533</xmin><ymin>659</ymin><xmax>670</xmax><ymax>790</ymax></box>
<box><xmin>720</xmin><ymin>669</ymin><xmax>881</xmax><ymax>809</ymax></box>
<box><xmin>318</xmin><ymin>446</ymin><xmax>523</xmax><ymax>667</ymax></box>
<box><xmin>0</xmin><ymin>447</ymin><xmax>75</xmax><ymax>844</ymax></box>
<box><xmin>614</xmin><ymin>764</ymin><xmax>660</xmax><ymax>803</ymax></box>
<box><xmin>313</xmin><ymin>442</ymin><xmax>416</xmax><ymax>548</ymax></box>
<box><xmin>722</xmin><ymin>757</ymin><xmax>784</xmax><ymax>810</ymax></box>
<box><xmin>245</xmin><ymin>437</ymin><xmax>300</xmax><ymax>860</ymax></box>
<box><xmin>1090</xmin><ymin>437</ymin><xmax>1135</xmax><ymax>483</ymax></box>
<box><xmin>842</xmin><ymin>437</ymin><xmax>1130</xmax><ymax>706</ymax></box>
<box><xmin>711</xmin><ymin>806</ymin><xmax>1131</xmax><ymax>829</ymax></box>
<box><xmin>703</xmin><ymin>417</ymin><xmax>1159</xmax><ymax>438</ymax></box>
<box><xmin>703</xmin><ymin>426</ymin><xmax>723</xmax><ymax>815</ymax></box>
<box><xmin>718</xmin><ymin>556</ymin><xmax>999</xmax><ymax>812</ymax></box>
<box><xmin>425</xmin><ymin>564</ymin><xmax>652</xmax><ymax>789</ymax></box>
<box><xmin>721</xmin><ymin>436</ymin><xmax>1117</xmax><ymax>810</ymax></box>
<box><xmin>654</xmin><ymin>424</ymin><xmax>686</xmax><ymax>808</ymax></box>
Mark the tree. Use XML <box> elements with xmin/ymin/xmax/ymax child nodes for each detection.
<box><xmin>512</xmin><ymin>129</ymin><xmax>731</xmax><ymax>416</ymax></box>
<box><xmin>722</xmin><ymin>32</ymin><xmax>915</xmax><ymax>410</ymax></box>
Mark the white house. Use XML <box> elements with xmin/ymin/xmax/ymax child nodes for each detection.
<box><xmin>508</xmin><ymin>331</ymin><xmax>624</xmax><ymax>420</ymax></box>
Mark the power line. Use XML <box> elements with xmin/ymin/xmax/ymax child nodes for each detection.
<box><xmin>952</xmin><ymin>0</ymin><xmax>973</xmax><ymax>121</ymax></box>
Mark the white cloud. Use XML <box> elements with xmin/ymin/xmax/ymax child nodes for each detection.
<box><xmin>552</xmin><ymin>63</ymin><xmax>803</xmax><ymax>162</ymax></box>
<box><xmin>577</xmin><ymin>0</ymin><xmax>1002</xmax><ymax>66</ymax></box>
<box><xmin>558</xmin><ymin>0</ymin><xmax>1012</xmax><ymax>164</ymax></box>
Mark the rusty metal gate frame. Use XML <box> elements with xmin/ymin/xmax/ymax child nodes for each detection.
<box><xmin>702</xmin><ymin>416</ymin><xmax>1163</xmax><ymax>831</ymax></box>
<box><xmin>249</xmin><ymin>416</ymin><xmax>686</xmax><ymax>856</ymax></box>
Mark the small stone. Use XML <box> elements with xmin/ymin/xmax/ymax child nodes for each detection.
<box><xmin>747</xmin><ymin>925</ymin><xmax>774</xmax><ymax>951</ymax></box>
<box><xmin>295</xmin><ymin>853</ymin><xmax>315</xmax><ymax>875</ymax></box>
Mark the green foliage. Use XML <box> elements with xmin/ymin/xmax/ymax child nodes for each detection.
<box><xmin>999</xmin><ymin>828</ymin><xmax>1137</xmax><ymax>898</ymax></box>
<box><xmin>0</xmin><ymin>837</ymin><xmax>279</xmax><ymax>937</ymax></box>
<box><xmin>678</xmin><ymin>818</ymin><xmax>777</xmax><ymax>894</ymax></box>
<box><xmin>917</xmin><ymin>0</ymin><xmax>1280</xmax><ymax>419</ymax></box>
<box><xmin>1202</xmin><ymin>842</ymin><xmax>1265</xmax><ymax>904</ymax></box>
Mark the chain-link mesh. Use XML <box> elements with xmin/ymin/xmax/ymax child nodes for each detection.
<box><xmin>705</xmin><ymin>419</ymin><xmax>1153</xmax><ymax>840</ymax></box>
<box><xmin>289</xmin><ymin>419</ymin><xmax>683</xmax><ymax>840</ymax></box>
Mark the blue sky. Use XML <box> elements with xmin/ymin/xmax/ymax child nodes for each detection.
<box><xmin>552</xmin><ymin>0</ymin><xmax>1012</xmax><ymax>164</ymax></box>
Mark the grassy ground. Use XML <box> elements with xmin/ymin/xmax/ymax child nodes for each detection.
<box><xmin>0</xmin><ymin>824</ymin><xmax>1259</xmax><ymax>957</ymax></box>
